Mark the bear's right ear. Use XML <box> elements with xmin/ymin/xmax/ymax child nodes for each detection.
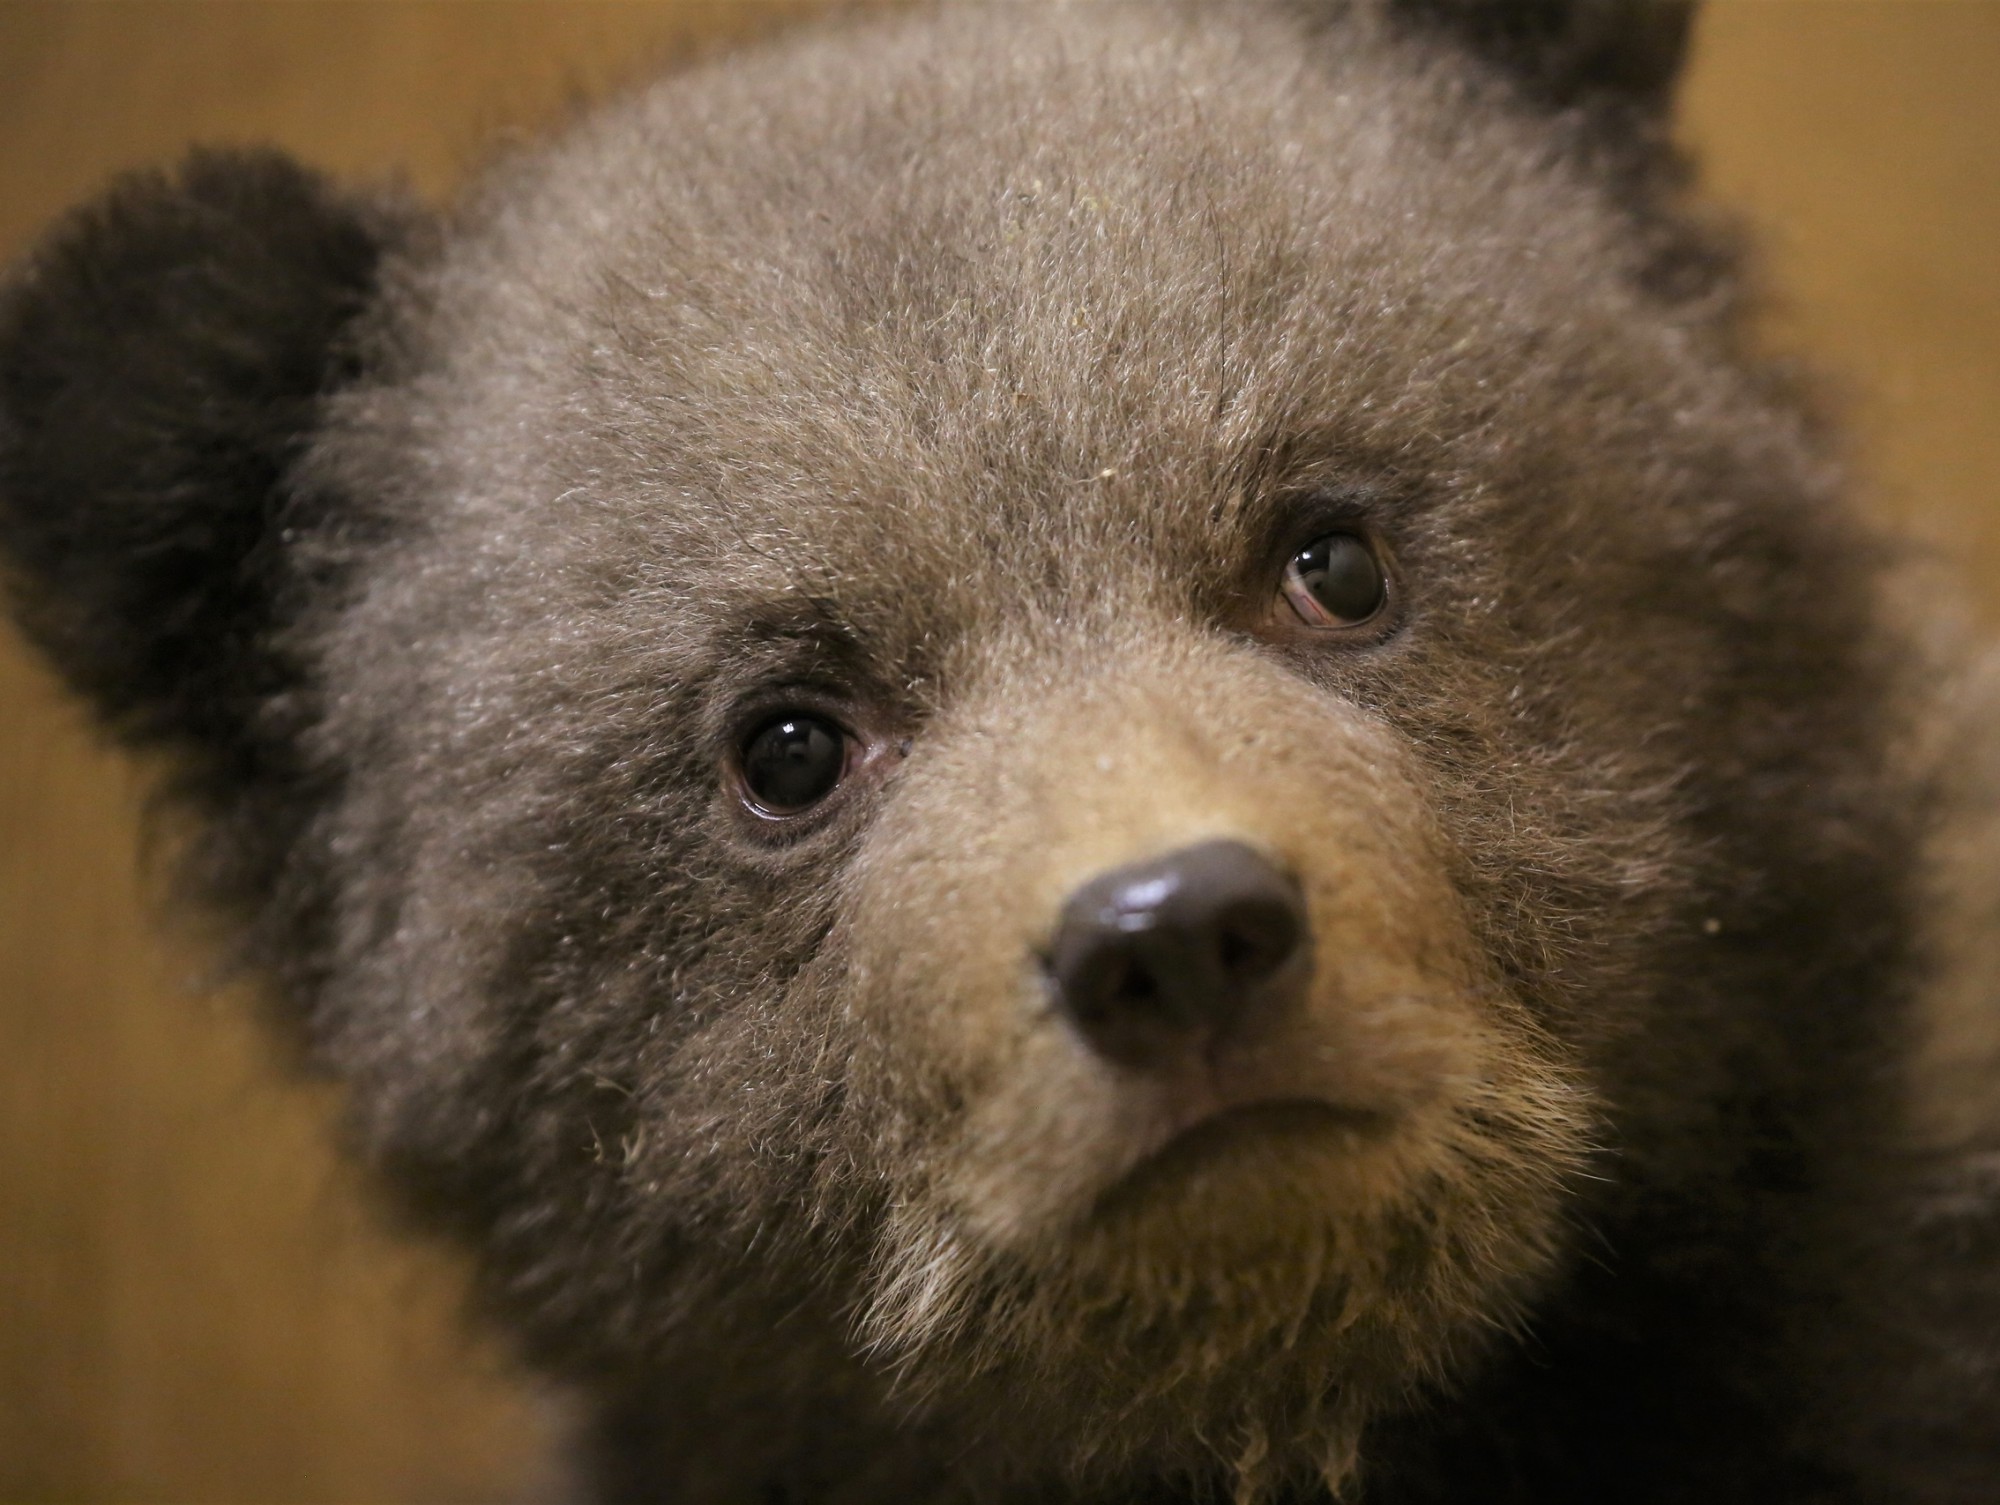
<box><xmin>0</xmin><ymin>148</ymin><xmax>411</xmax><ymax>773</ymax></box>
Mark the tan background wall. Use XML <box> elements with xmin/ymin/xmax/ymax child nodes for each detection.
<box><xmin>0</xmin><ymin>4</ymin><xmax>1995</xmax><ymax>1501</ymax></box>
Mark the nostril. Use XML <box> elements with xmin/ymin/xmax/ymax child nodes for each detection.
<box><xmin>1046</xmin><ymin>839</ymin><xmax>1310</xmax><ymax>1069</ymax></box>
<box><xmin>1216</xmin><ymin>897</ymin><xmax>1302</xmax><ymax>987</ymax></box>
<box><xmin>1073</xmin><ymin>952</ymin><xmax>1158</xmax><ymax>1017</ymax></box>
<box><xmin>1116</xmin><ymin>961</ymin><xmax>1159</xmax><ymax>1005</ymax></box>
<box><xmin>1219</xmin><ymin>929</ymin><xmax>1254</xmax><ymax>974</ymax></box>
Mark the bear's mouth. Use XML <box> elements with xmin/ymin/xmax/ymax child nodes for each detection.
<box><xmin>1093</xmin><ymin>1097</ymin><xmax>1393</xmax><ymax>1216</ymax></box>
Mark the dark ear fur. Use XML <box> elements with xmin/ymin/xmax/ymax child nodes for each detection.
<box><xmin>0</xmin><ymin>148</ymin><xmax>408</xmax><ymax>995</ymax></box>
<box><xmin>1296</xmin><ymin>0</ymin><xmax>1695</xmax><ymax>177</ymax></box>
<box><xmin>0</xmin><ymin>147</ymin><xmax>401</xmax><ymax>767</ymax></box>
<box><xmin>1298</xmin><ymin>0</ymin><xmax>1717</xmax><ymax>305</ymax></box>
<box><xmin>1384</xmin><ymin>0</ymin><xmax>1694</xmax><ymax>117</ymax></box>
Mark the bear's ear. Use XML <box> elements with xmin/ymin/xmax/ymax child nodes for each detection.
<box><xmin>1383</xmin><ymin>0</ymin><xmax>1694</xmax><ymax>118</ymax></box>
<box><xmin>0</xmin><ymin>148</ymin><xmax>410</xmax><ymax>771</ymax></box>
<box><xmin>1299</xmin><ymin>0</ymin><xmax>1695</xmax><ymax>160</ymax></box>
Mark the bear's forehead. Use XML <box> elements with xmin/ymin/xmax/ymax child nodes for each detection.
<box><xmin>371</xmin><ymin>6</ymin><xmax>1679</xmax><ymax>677</ymax></box>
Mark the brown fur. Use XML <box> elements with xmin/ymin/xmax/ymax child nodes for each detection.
<box><xmin>2</xmin><ymin>3</ymin><xmax>1996</xmax><ymax>1501</ymax></box>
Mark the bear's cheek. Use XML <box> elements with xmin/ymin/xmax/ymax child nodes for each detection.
<box><xmin>833</xmin><ymin>642</ymin><xmax>1589</xmax><ymax>1264</ymax></box>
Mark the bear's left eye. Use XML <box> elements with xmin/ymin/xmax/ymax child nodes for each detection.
<box><xmin>1279</xmin><ymin>531</ymin><xmax>1387</xmax><ymax>628</ymax></box>
<box><xmin>739</xmin><ymin>713</ymin><xmax>850</xmax><ymax>815</ymax></box>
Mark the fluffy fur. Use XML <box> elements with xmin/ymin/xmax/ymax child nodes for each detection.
<box><xmin>3</xmin><ymin>3</ymin><xmax>1997</xmax><ymax>1501</ymax></box>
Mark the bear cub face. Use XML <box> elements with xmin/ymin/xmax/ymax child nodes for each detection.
<box><xmin>1</xmin><ymin>3</ymin><xmax>1959</xmax><ymax>1502</ymax></box>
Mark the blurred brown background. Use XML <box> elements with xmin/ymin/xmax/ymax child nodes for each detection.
<box><xmin>0</xmin><ymin>3</ymin><xmax>1995</xmax><ymax>1501</ymax></box>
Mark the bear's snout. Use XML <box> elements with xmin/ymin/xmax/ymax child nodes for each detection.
<box><xmin>841</xmin><ymin>632</ymin><xmax>1585</xmax><ymax>1304</ymax></box>
<box><xmin>1045</xmin><ymin>838</ymin><xmax>1309</xmax><ymax>1071</ymax></box>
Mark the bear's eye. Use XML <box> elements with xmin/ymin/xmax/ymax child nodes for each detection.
<box><xmin>739</xmin><ymin>713</ymin><xmax>849</xmax><ymax>814</ymax></box>
<box><xmin>1279</xmin><ymin>532</ymin><xmax>1386</xmax><ymax>627</ymax></box>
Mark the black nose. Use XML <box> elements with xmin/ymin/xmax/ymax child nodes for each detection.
<box><xmin>1047</xmin><ymin>839</ymin><xmax>1309</xmax><ymax>1069</ymax></box>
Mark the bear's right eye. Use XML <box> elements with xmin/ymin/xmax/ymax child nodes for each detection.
<box><xmin>739</xmin><ymin>713</ymin><xmax>850</xmax><ymax>815</ymax></box>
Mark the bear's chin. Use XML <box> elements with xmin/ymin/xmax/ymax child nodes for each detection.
<box><xmin>854</xmin><ymin>1095</ymin><xmax>1578</xmax><ymax>1496</ymax></box>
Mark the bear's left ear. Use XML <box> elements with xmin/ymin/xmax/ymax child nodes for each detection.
<box><xmin>1384</xmin><ymin>0</ymin><xmax>1694</xmax><ymax>119</ymax></box>
<box><xmin>0</xmin><ymin>148</ymin><xmax>413</xmax><ymax>773</ymax></box>
<box><xmin>1300</xmin><ymin>0</ymin><xmax>1696</xmax><ymax>175</ymax></box>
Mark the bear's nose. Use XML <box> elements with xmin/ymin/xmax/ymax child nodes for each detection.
<box><xmin>1047</xmin><ymin>839</ymin><xmax>1309</xmax><ymax>1069</ymax></box>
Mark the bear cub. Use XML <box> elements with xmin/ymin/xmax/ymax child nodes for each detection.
<box><xmin>4</xmin><ymin>2</ymin><xmax>1999</xmax><ymax>1501</ymax></box>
